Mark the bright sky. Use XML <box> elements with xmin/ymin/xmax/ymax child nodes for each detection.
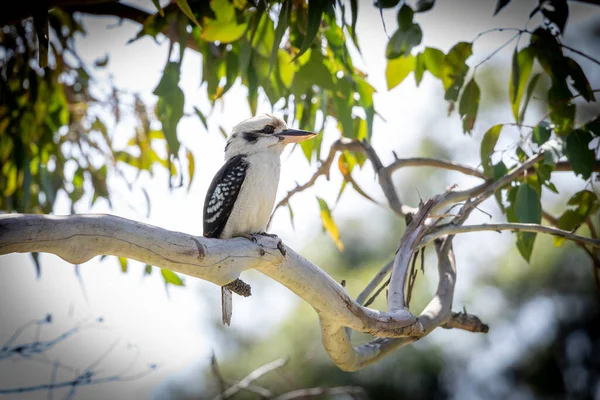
<box><xmin>0</xmin><ymin>1</ymin><xmax>597</xmax><ymax>399</ymax></box>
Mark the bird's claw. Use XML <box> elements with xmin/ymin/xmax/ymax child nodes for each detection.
<box><xmin>258</xmin><ymin>231</ymin><xmax>278</xmax><ymax>239</ymax></box>
<box><xmin>258</xmin><ymin>232</ymin><xmax>286</xmax><ymax>257</ymax></box>
<box><xmin>241</xmin><ymin>233</ymin><xmax>260</xmax><ymax>244</ymax></box>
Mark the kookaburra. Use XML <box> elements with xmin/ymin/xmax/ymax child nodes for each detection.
<box><xmin>203</xmin><ymin>114</ymin><xmax>316</xmax><ymax>325</ymax></box>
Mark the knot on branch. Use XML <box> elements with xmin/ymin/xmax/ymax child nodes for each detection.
<box><xmin>223</xmin><ymin>278</ymin><xmax>252</xmax><ymax>297</ymax></box>
<box><xmin>443</xmin><ymin>311</ymin><xmax>489</xmax><ymax>333</ymax></box>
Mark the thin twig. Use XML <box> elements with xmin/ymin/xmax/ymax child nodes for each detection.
<box><xmin>363</xmin><ymin>276</ymin><xmax>391</xmax><ymax>308</ymax></box>
<box><xmin>272</xmin><ymin>386</ymin><xmax>368</xmax><ymax>400</ymax></box>
<box><xmin>356</xmin><ymin>260</ymin><xmax>393</xmax><ymax>306</ymax></box>
<box><xmin>421</xmin><ymin>223</ymin><xmax>600</xmax><ymax>249</ymax></box>
<box><xmin>210</xmin><ymin>353</ymin><xmax>227</xmax><ymax>396</ymax></box>
<box><xmin>560</xmin><ymin>42</ymin><xmax>600</xmax><ymax>67</ymax></box>
<box><xmin>359</xmin><ymin>140</ymin><xmax>409</xmax><ymax>215</ymax></box>
<box><xmin>383</xmin><ymin>157</ymin><xmax>487</xmax><ymax>179</ymax></box>
<box><xmin>474</xmin><ymin>32</ymin><xmax>521</xmax><ymax>70</ymax></box>
<box><xmin>268</xmin><ymin>140</ymin><xmax>363</xmax><ymax>228</ymax></box>
<box><xmin>212</xmin><ymin>358</ymin><xmax>288</xmax><ymax>400</ymax></box>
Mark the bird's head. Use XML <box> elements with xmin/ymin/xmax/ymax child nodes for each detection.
<box><xmin>224</xmin><ymin>114</ymin><xmax>316</xmax><ymax>159</ymax></box>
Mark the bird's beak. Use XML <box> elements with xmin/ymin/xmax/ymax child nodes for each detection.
<box><xmin>276</xmin><ymin>129</ymin><xmax>317</xmax><ymax>144</ymax></box>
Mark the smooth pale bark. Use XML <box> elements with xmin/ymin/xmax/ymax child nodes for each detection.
<box><xmin>1</xmin><ymin>213</ymin><xmax>438</xmax><ymax>371</ymax></box>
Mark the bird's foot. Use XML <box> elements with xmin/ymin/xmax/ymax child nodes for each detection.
<box><xmin>258</xmin><ymin>232</ymin><xmax>286</xmax><ymax>257</ymax></box>
<box><xmin>241</xmin><ymin>233</ymin><xmax>260</xmax><ymax>243</ymax></box>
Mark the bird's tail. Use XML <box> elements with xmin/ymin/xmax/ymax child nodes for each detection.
<box><xmin>221</xmin><ymin>286</ymin><xmax>233</xmax><ymax>326</ymax></box>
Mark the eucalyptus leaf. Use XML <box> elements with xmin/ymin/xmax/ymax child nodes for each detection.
<box><xmin>480</xmin><ymin>124</ymin><xmax>503</xmax><ymax>177</ymax></box>
<box><xmin>459</xmin><ymin>78</ymin><xmax>480</xmax><ymax>134</ymax></box>
<box><xmin>565</xmin><ymin>129</ymin><xmax>595</xmax><ymax>180</ymax></box>
<box><xmin>513</xmin><ymin>183</ymin><xmax>542</xmax><ymax>262</ymax></box>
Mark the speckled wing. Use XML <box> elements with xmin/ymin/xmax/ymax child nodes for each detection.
<box><xmin>203</xmin><ymin>154</ymin><xmax>248</xmax><ymax>239</ymax></box>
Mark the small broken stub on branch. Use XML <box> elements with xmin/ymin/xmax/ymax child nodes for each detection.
<box><xmin>223</xmin><ymin>278</ymin><xmax>252</xmax><ymax>297</ymax></box>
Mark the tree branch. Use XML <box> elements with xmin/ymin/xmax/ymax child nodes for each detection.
<box><xmin>358</xmin><ymin>141</ymin><xmax>413</xmax><ymax>215</ymax></box>
<box><xmin>268</xmin><ymin>139</ymin><xmax>363</xmax><ymax>228</ymax></box>
<box><xmin>0</xmin><ymin>213</ymin><xmax>483</xmax><ymax>371</ymax></box>
<box><xmin>384</xmin><ymin>158</ymin><xmax>487</xmax><ymax>179</ymax></box>
<box><xmin>272</xmin><ymin>386</ymin><xmax>367</xmax><ymax>400</ymax></box>
<box><xmin>420</xmin><ymin>223</ymin><xmax>600</xmax><ymax>249</ymax></box>
<box><xmin>212</xmin><ymin>358</ymin><xmax>288</xmax><ymax>400</ymax></box>
<box><xmin>0</xmin><ymin>0</ymin><xmax>119</xmax><ymax>26</ymax></box>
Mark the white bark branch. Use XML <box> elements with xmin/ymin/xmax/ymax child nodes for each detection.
<box><xmin>1</xmin><ymin>213</ymin><xmax>463</xmax><ymax>371</ymax></box>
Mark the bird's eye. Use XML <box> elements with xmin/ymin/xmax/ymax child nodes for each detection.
<box><xmin>262</xmin><ymin>125</ymin><xmax>275</xmax><ymax>134</ymax></box>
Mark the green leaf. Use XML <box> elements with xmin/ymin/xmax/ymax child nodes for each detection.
<box><xmin>144</xmin><ymin>264</ymin><xmax>153</xmax><ymax>275</ymax></box>
<box><xmin>567</xmin><ymin>190</ymin><xmax>599</xmax><ymax>212</ymax></box>
<box><xmin>540</xmin><ymin>139</ymin><xmax>563</xmax><ymax>165</ymax></box>
<box><xmin>414</xmin><ymin>0</ymin><xmax>435</xmax><ymax>12</ymax></box>
<box><xmin>532</xmin><ymin>121</ymin><xmax>551</xmax><ymax>145</ymax></box>
<box><xmin>353</xmin><ymin>118</ymin><xmax>368</xmax><ymax>141</ymax></box>
<box><xmin>458</xmin><ymin>78</ymin><xmax>480</xmax><ymax>134</ymax></box>
<box><xmin>293</xmin><ymin>51</ymin><xmax>336</xmax><ymax>94</ymax></box>
<box><xmin>287</xmin><ymin>203</ymin><xmax>295</xmax><ymax>230</ymax></box>
<box><xmin>374</xmin><ymin>0</ymin><xmax>400</xmax><ymax>8</ymax></box>
<box><xmin>277</xmin><ymin>50</ymin><xmax>295</xmax><ymax>89</ymax></box>
<box><xmin>494</xmin><ymin>0</ymin><xmax>511</xmax><ymax>14</ymax></box>
<box><xmin>176</xmin><ymin>0</ymin><xmax>201</xmax><ymax>28</ymax></box>
<box><xmin>550</xmin><ymin>102</ymin><xmax>575</xmax><ymax>137</ymax></box>
<box><xmin>94</xmin><ymin>55</ymin><xmax>109</xmax><ymax>68</ymax></box>
<box><xmin>513</xmin><ymin>183</ymin><xmax>542</xmax><ymax>262</ymax></box>
<box><xmin>300</xmin><ymin>132</ymin><xmax>314</xmax><ymax>162</ymax></box>
<box><xmin>250</xmin><ymin>13</ymin><xmax>275</xmax><ymax>58</ymax></box>
<box><xmin>565</xmin><ymin>57</ymin><xmax>596</xmax><ymax>102</ymax></box>
<box><xmin>317</xmin><ymin>197</ymin><xmax>344</xmax><ymax>251</ymax></box>
<box><xmin>584</xmin><ymin>117</ymin><xmax>600</xmax><ymax>137</ymax></box>
<box><xmin>531</xmin><ymin>28</ymin><xmax>570</xmax><ymax>95</ymax></box>
<box><xmin>414</xmin><ymin>53</ymin><xmax>425</xmax><ymax>86</ymax></box>
<box><xmin>397</xmin><ymin>4</ymin><xmax>414</xmax><ymax>27</ymax></box>
<box><xmin>509</xmin><ymin>47</ymin><xmax>534</xmax><ymax>122</ymax></box>
<box><xmin>386</xmin><ymin>55</ymin><xmax>415</xmax><ymax>90</ymax></box>
<box><xmin>297</xmin><ymin>1</ymin><xmax>327</xmax><ymax>59</ymax></box>
<box><xmin>153</xmin><ymin>62</ymin><xmax>184</xmax><ymax>155</ymax></box>
<box><xmin>555</xmin><ymin>190</ymin><xmax>599</xmax><ymax>245</ymax></box>
<box><xmin>493</xmin><ymin>161</ymin><xmax>508</xmax><ymax>181</ymax></box>
<box><xmin>186</xmin><ymin>148</ymin><xmax>195</xmax><ymax>192</ymax></box>
<box><xmin>334</xmin><ymin>97</ymin><xmax>354</xmax><ymax>139</ymax></box>
<box><xmin>535</xmin><ymin>161</ymin><xmax>558</xmax><ymax>193</ymax></box>
<box><xmin>129</xmin><ymin>13</ymin><xmax>168</xmax><ymax>43</ymax></box>
<box><xmin>414</xmin><ymin>47</ymin><xmax>444</xmax><ymax>85</ymax></box>
<box><xmin>518</xmin><ymin>73</ymin><xmax>541</xmax><ymax>123</ymax></box>
<box><xmin>194</xmin><ymin>107</ymin><xmax>208</xmax><ymax>130</ymax></box>
<box><xmin>118</xmin><ymin>256</ymin><xmax>128</xmax><ymax>273</ymax></box>
<box><xmin>480</xmin><ymin>124</ymin><xmax>503</xmax><ymax>177</ymax></box>
<box><xmin>540</xmin><ymin>0</ymin><xmax>569</xmax><ymax>34</ymax></box>
<box><xmin>440</xmin><ymin>42</ymin><xmax>472</xmax><ymax>103</ymax></box>
<box><xmin>356</xmin><ymin>78</ymin><xmax>376</xmax><ymax>139</ymax></box>
<box><xmin>161</xmin><ymin>268</ymin><xmax>185</xmax><ymax>286</ymax></box>
<box><xmin>565</xmin><ymin>129</ymin><xmax>595</xmax><ymax>180</ymax></box>
<box><xmin>152</xmin><ymin>0</ymin><xmax>164</xmax><ymax>16</ymax></box>
<box><xmin>422</xmin><ymin>47</ymin><xmax>444</xmax><ymax>79</ymax></box>
<box><xmin>268</xmin><ymin>0</ymin><xmax>291</xmax><ymax>77</ymax></box>
<box><xmin>3</xmin><ymin>163</ymin><xmax>17</xmax><ymax>196</ymax></box>
<box><xmin>386</xmin><ymin>24</ymin><xmax>422</xmax><ymax>59</ymax></box>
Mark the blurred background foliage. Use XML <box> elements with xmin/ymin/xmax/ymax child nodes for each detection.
<box><xmin>1</xmin><ymin>0</ymin><xmax>600</xmax><ymax>399</ymax></box>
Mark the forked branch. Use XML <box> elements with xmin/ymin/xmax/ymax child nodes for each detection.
<box><xmin>0</xmin><ymin>213</ymin><xmax>481</xmax><ymax>371</ymax></box>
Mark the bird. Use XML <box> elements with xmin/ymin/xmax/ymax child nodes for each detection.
<box><xmin>203</xmin><ymin>114</ymin><xmax>317</xmax><ymax>326</ymax></box>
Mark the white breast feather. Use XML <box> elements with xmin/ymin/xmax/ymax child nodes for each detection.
<box><xmin>220</xmin><ymin>152</ymin><xmax>280</xmax><ymax>238</ymax></box>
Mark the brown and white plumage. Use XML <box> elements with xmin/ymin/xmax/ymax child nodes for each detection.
<box><xmin>203</xmin><ymin>114</ymin><xmax>316</xmax><ymax>325</ymax></box>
